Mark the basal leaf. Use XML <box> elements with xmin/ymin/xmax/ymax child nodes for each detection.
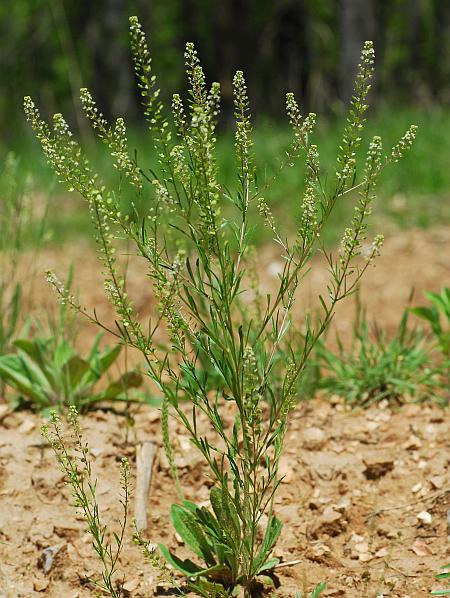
<box><xmin>257</xmin><ymin>557</ymin><xmax>279</xmax><ymax>573</ymax></box>
<box><xmin>63</xmin><ymin>355</ymin><xmax>90</xmax><ymax>389</ymax></box>
<box><xmin>0</xmin><ymin>354</ymin><xmax>48</xmax><ymax>404</ymax></box>
<box><xmin>253</xmin><ymin>515</ymin><xmax>282</xmax><ymax>574</ymax></box>
<box><xmin>170</xmin><ymin>504</ymin><xmax>215</xmax><ymax>565</ymax></box>
<box><xmin>210</xmin><ymin>485</ymin><xmax>240</xmax><ymax>545</ymax></box>
<box><xmin>99</xmin><ymin>370</ymin><xmax>142</xmax><ymax>400</ymax></box>
<box><xmin>94</xmin><ymin>343</ymin><xmax>122</xmax><ymax>375</ymax></box>
<box><xmin>54</xmin><ymin>340</ymin><xmax>75</xmax><ymax>368</ymax></box>
<box><xmin>158</xmin><ymin>543</ymin><xmax>203</xmax><ymax>576</ymax></box>
<box><xmin>186</xmin><ymin>575</ymin><xmax>230</xmax><ymax>598</ymax></box>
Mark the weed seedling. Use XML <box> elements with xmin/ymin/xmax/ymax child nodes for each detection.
<box><xmin>0</xmin><ymin>332</ymin><xmax>142</xmax><ymax>413</ymax></box>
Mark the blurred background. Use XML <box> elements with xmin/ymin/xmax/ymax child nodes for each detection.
<box><xmin>0</xmin><ymin>0</ymin><xmax>449</xmax><ymax>239</ymax></box>
<box><xmin>1</xmin><ymin>0</ymin><xmax>449</xmax><ymax>133</ymax></box>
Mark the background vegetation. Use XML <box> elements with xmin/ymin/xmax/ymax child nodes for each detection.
<box><xmin>2</xmin><ymin>0</ymin><xmax>450</xmax><ymax>134</ymax></box>
<box><xmin>1</xmin><ymin>0</ymin><xmax>449</xmax><ymax>244</ymax></box>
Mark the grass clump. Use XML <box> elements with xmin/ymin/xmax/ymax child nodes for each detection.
<box><xmin>26</xmin><ymin>16</ymin><xmax>416</xmax><ymax>597</ymax></box>
<box><xmin>317</xmin><ymin>302</ymin><xmax>439</xmax><ymax>406</ymax></box>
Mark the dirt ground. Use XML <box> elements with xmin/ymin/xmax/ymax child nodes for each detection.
<box><xmin>21</xmin><ymin>225</ymin><xmax>450</xmax><ymax>349</ymax></box>
<box><xmin>1</xmin><ymin>226</ymin><xmax>450</xmax><ymax>597</ymax></box>
<box><xmin>1</xmin><ymin>397</ymin><xmax>448</xmax><ymax>597</ymax></box>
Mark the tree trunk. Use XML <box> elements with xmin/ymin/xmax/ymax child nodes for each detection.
<box><xmin>339</xmin><ymin>0</ymin><xmax>375</xmax><ymax>104</ymax></box>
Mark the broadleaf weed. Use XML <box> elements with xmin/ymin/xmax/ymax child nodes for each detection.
<box><xmin>26</xmin><ymin>19</ymin><xmax>417</xmax><ymax>596</ymax></box>
<box><xmin>0</xmin><ymin>331</ymin><xmax>142</xmax><ymax>414</ymax></box>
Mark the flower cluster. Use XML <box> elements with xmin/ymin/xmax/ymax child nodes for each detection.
<box><xmin>285</xmin><ymin>92</ymin><xmax>316</xmax><ymax>156</ymax></box>
<box><xmin>233</xmin><ymin>70</ymin><xmax>254</xmax><ymax>201</ymax></box>
<box><xmin>390</xmin><ymin>124</ymin><xmax>418</xmax><ymax>162</ymax></box>
<box><xmin>80</xmin><ymin>88</ymin><xmax>142</xmax><ymax>188</ymax></box>
<box><xmin>299</xmin><ymin>144</ymin><xmax>320</xmax><ymax>243</ymax></box>
<box><xmin>129</xmin><ymin>15</ymin><xmax>170</xmax><ymax>170</ymax></box>
<box><xmin>172</xmin><ymin>93</ymin><xmax>186</xmax><ymax>136</ymax></box>
<box><xmin>339</xmin><ymin>135</ymin><xmax>383</xmax><ymax>267</ymax></box>
<box><xmin>243</xmin><ymin>347</ymin><xmax>262</xmax><ymax>434</ymax></box>
<box><xmin>257</xmin><ymin>196</ymin><xmax>276</xmax><ymax>233</ymax></box>
<box><xmin>185</xmin><ymin>42</ymin><xmax>207</xmax><ymax>107</ymax></box>
<box><xmin>182</xmin><ymin>45</ymin><xmax>221</xmax><ymax>248</ymax></box>
<box><xmin>336</xmin><ymin>41</ymin><xmax>375</xmax><ymax>186</ymax></box>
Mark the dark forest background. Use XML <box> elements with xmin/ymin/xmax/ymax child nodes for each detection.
<box><xmin>1</xmin><ymin>0</ymin><xmax>449</xmax><ymax>143</ymax></box>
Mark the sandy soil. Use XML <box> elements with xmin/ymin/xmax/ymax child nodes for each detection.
<box><xmin>22</xmin><ymin>225</ymin><xmax>450</xmax><ymax>348</ymax></box>
<box><xmin>1</xmin><ymin>226</ymin><xmax>450</xmax><ymax>597</ymax></box>
<box><xmin>0</xmin><ymin>398</ymin><xmax>449</xmax><ymax>597</ymax></box>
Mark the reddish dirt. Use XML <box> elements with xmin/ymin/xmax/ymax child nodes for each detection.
<box><xmin>1</xmin><ymin>226</ymin><xmax>450</xmax><ymax>597</ymax></box>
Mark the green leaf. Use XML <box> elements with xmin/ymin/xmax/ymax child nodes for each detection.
<box><xmin>93</xmin><ymin>344</ymin><xmax>122</xmax><ymax>375</ymax></box>
<box><xmin>83</xmin><ymin>343</ymin><xmax>122</xmax><ymax>386</ymax></box>
<box><xmin>427</xmin><ymin>290</ymin><xmax>450</xmax><ymax>318</ymax></box>
<box><xmin>54</xmin><ymin>340</ymin><xmax>74</xmax><ymax>368</ymax></box>
<box><xmin>295</xmin><ymin>582</ymin><xmax>327</xmax><ymax>598</ymax></box>
<box><xmin>192</xmin><ymin>562</ymin><xmax>230</xmax><ymax>580</ymax></box>
<box><xmin>158</xmin><ymin>543</ymin><xmax>203</xmax><ymax>576</ymax></box>
<box><xmin>170</xmin><ymin>504</ymin><xmax>215</xmax><ymax>565</ymax></box>
<box><xmin>210</xmin><ymin>485</ymin><xmax>240</xmax><ymax>546</ymax></box>
<box><xmin>411</xmin><ymin>306</ymin><xmax>438</xmax><ymax>326</ymax></box>
<box><xmin>63</xmin><ymin>355</ymin><xmax>90</xmax><ymax>389</ymax></box>
<box><xmin>14</xmin><ymin>339</ymin><xmax>49</xmax><ymax>369</ymax></box>
<box><xmin>257</xmin><ymin>557</ymin><xmax>279</xmax><ymax>573</ymax></box>
<box><xmin>15</xmin><ymin>338</ymin><xmax>58</xmax><ymax>390</ymax></box>
<box><xmin>186</xmin><ymin>576</ymin><xmax>230</xmax><ymax>598</ymax></box>
<box><xmin>195</xmin><ymin>505</ymin><xmax>223</xmax><ymax>541</ymax></box>
<box><xmin>211</xmin><ymin>541</ymin><xmax>234</xmax><ymax>568</ymax></box>
<box><xmin>181</xmin><ymin>499</ymin><xmax>199</xmax><ymax>514</ymax></box>
<box><xmin>254</xmin><ymin>515</ymin><xmax>282</xmax><ymax>574</ymax></box>
<box><xmin>87</xmin><ymin>332</ymin><xmax>103</xmax><ymax>361</ymax></box>
<box><xmin>0</xmin><ymin>354</ymin><xmax>48</xmax><ymax>404</ymax></box>
<box><xmin>310</xmin><ymin>582</ymin><xmax>327</xmax><ymax>598</ymax></box>
<box><xmin>255</xmin><ymin>574</ymin><xmax>275</xmax><ymax>587</ymax></box>
<box><xmin>99</xmin><ymin>370</ymin><xmax>142</xmax><ymax>400</ymax></box>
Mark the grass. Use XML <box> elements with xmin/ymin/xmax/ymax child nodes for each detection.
<box><xmin>7</xmin><ymin>104</ymin><xmax>450</xmax><ymax>246</ymax></box>
<box><xmin>316</xmin><ymin>301</ymin><xmax>442</xmax><ymax>406</ymax></box>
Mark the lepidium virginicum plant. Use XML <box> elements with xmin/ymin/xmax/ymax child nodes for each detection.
<box><xmin>25</xmin><ymin>18</ymin><xmax>417</xmax><ymax>597</ymax></box>
<box><xmin>42</xmin><ymin>408</ymin><xmax>130</xmax><ymax>598</ymax></box>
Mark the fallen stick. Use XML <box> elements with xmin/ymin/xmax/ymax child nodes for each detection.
<box><xmin>135</xmin><ymin>441</ymin><xmax>156</xmax><ymax>532</ymax></box>
<box><xmin>273</xmin><ymin>558</ymin><xmax>302</xmax><ymax>570</ymax></box>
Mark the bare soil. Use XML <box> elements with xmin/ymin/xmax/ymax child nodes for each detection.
<box><xmin>1</xmin><ymin>398</ymin><xmax>449</xmax><ymax>597</ymax></box>
<box><xmin>1</xmin><ymin>227</ymin><xmax>450</xmax><ymax>597</ymax></box>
